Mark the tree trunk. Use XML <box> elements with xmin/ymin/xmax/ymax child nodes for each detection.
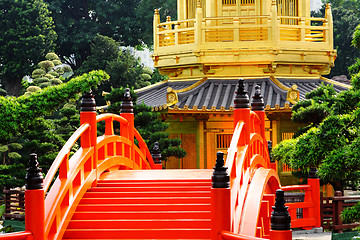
<box><xmin>4</xmin><ymin>78</ymin><xmax>22</xmax><ymax>96</ymax></box>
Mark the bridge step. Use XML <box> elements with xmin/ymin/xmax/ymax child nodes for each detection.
<box><xmin>63</xmin><ymin>228</ymin><xmax>211</xmax><ymax>239</ymax></box>
<box><xmin>79</xmin><ymin>197</ymin><xmax>211</xmax><ymax>204</ymax></box>
<box><xmin>76</xmin><ymin>203</ymin><xmax>211</xmax><ymax>211</ymax></box>
<box><xmin>67</xmin><ymin>219</ymin><xmax>211</xmax><ymax>229</ymax></box>
<box><xmin>64</xmin><ymin>175</ymin><xmax>212</xmax><ymax>239</ymax></box>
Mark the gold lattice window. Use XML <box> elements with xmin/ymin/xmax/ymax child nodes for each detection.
<box><xmin>240</xmin><ymin>0</ymin><xmax>254</xmax><ymax>5</ymax></box>
<box><xmin>222</xmin><ymin>0</ymin><xmax>236</xmax><ymax>5</ymax></box>
<box><xmin>281</xmin><ymin>132</ymin><xmax>294</xmax><ymax>140</ymax></box>
<box><xmin>277</xmin><ymin>0</ymin><xmax>298</xmax><ymax>24</ymax></box>
<box><xmin>217</xmin><ymin>134</ymin><xmax>232</xmax><ymax>149</ymax></box>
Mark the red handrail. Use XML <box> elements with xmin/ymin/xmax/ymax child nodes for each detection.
<box><xmin>0</xmin><ymin>231</ymin><xmax>33</xmax><ymax>240</ymax></box>
<box><xmin>221</xmin><ymin>231</ymin><xmax>266</xmax><ymax>240</ymax></box>
<box><xmin>43</xmin><ymin>123</ymin><xmax>90</xmax><ymax>193</ymax></box>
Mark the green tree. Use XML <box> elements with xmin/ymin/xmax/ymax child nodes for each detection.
<box><xmin>0</xmin><ymin>70</ymin><xmax>108</xmax><ymax>144</ymax></box>
<box><xmin>348</xmin><ymin>24</ymin><xmax>360</xmax><ymax>75</ymax></box>
<box><xmin>23</xmin><ymin>53</ymin><xmax>73</xmax><ymax>94</ymax></box>
<box><xmin>76</xmin><ymin>35</ymin><xmax>155</xmax><ymax>105</ymax></box>
<box><xmin>44</xmin><ymin>0</ymin><xmax>177</xmax><ymax>69</ymax></box>
<box><xmin>313</xmin><ymin>1</ymin><xmax>360</xmax><ymax>77</ymax></box>
<box><xmin>135</xmin><ymin>0</ymin><xmax>177</xmax><ymax>45</ymax></box>
<box><xmin>105</xmin><ymin>88</ymin><xmax>186</xmax><ymax>163</ymax></box>
<box><xmin>45</xmin><ymin>0</ymin><xmax>141</xmax><ymax>69</ymax></box>
<box><xmin>0</xmin><ymin>0</ymin><xmax>57</xmax><ymax>96</ymax></box>
<box><xmin>0</xmin><ymin>70</ymin><xmax>108</xmax><ymax>189</ymax></box>
<box><xmin>272</xmin><ymin>80</ymin><xmax>360</xmax><ymax>192</ymax></box>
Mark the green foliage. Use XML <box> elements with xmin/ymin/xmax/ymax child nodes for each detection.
<box><xmin>273</xmin><ymin>78</ymin><xmax>360</xmax><ymax>191</ymax></box>
<box><xmin>342</xmin><ymin>202</ymin><xmax>360</xmax><ymax>224</ymax></box>
<box><xmin>349</xmin><ymin>58</ymin><xmax>360</xmax><ymax>76</ymax></box>
<box><xmin>133</xmin><ymin>103</ymin><xmax>187</xmax><ymax>161</ymax></box>
<box><xmin>26</xmin><ymin>53</ymin><xmax>73</xmax><ymax>93</ymax></box>
<box><xmin>2</xmin><ymin>220</ymin><xmax>25</xmax><ymax>233</ymax></box>
<box><xmin>0</xmin><ymin>70</ymin><xmax>109</xmax><ymax>144</ymax></box>
<box><xmin>0</xmin><ymin>164</ymin><xmax>26</xmax><ymax>189</ymax></box>
<box><xmin>44</xmin><ymin>1</ymin><xmax>145</xmax><ymax>69</ymax></box>
<box><xmin>45</xmin><ymin>53</ymin><xmax>59</xmax><ymax>61</ymax></box>
<box><xmin>26</xmin><ymin>86</ymin><xmax>41</xmax><ymax>93</ymax></box>
<box><xmin>313</xmin><ymin>2</ymin><xmax>360</xmax><ymax>77</ymax></box>
<box><xmin>0</xmin><ymin>70</ymin><xmax>108</xmax><ymax>189</ymax></box>
<box><xmin>39</xmin><ymin>61</ymin><xmax>55</xmax><ymax>71</ymax></box>
<box><xmin>150</xmin><ymin>68</ymin><xmax>169</xmax><ymax>84</ymax></box>
<box><xmin>8</xmin><ymin>152</ymin><xmax>21</xmax><ymax>160</ymax></box>
<box><xmin>76</xmin><ymin>35</ymin><xmax>154</xmax><ymax>105</ymax></box>
<box><xmin>53</xmin><ymin>101</ymin><xmax>80</xmax><ymax>141</ymax></box>
<box><xmin>352</xmin><ymin>24</ymin><xmax>360</xmax><ymax>50</ymax></box>
<box><xmin>0</xmin><ymin>145</ymin><xmax>9</xmax><ymax>153</ymax></box>
<box><xmin>291</xmin><ymin>84</ymin><xmax>337</xmax><ymax>124</ymax></box>
<box><xmin>135</xmin><ymin>0</ymin><xmax>177</xmax><ymax>46</ymax></box>
<box><xmin>0</xmin><ymin>0</ymin><xmax>57</xmax><ymax>96</ymax></box>
<box><xmin>0</xmin><ymin>205</ymin><xmax>5</xmax><ymax>218</ymax></box>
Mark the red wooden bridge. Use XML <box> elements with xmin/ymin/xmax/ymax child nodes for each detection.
<box><xmin>1</xmin><ymin>81</ymin><xmax>321</xmax><ymax>240</ymax></box>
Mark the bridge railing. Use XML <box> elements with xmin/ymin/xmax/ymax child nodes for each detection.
<box><xmin>212</xmin><ymin>80</ymin><xmax>289</xmax><ymax>240</ymax></box>
<box><xmin>213</xmin><ymin>79</ymin><xmax>321</xmax><ymax>240</ymax></box>
<box><xmin>154</xmin><ymin>3</ymin><xmax>333</xmax><ymax>51</ymax></box>
<box><xmin>281</xmin><ymin>177</ymin><xmax>321</xmax><ymax>229</ymax></box>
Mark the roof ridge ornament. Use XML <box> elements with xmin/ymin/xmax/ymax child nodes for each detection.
<box><xmin>234</xmin><ymin>79</ymin><xmax>250</xmax><ymax>109</ymax></box>
<box><xmin>286</xmin><ymin>84</ymin><xmax>300</xmax><ymax>105</ymax></box>
<box><xmin>166</xmin><ymin>87</ymin><xmax>179</xmax><ymax>106</ymax></box>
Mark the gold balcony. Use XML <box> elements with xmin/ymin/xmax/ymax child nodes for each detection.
<box><xmin>153</xmin><ymin>2</ymin><xmax>336</xmax><ymax>78</ymax></box>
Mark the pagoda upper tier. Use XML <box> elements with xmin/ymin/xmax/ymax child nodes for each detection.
<box><xmin>152</xmin><ymin>0</ymin><xmax>335</xmax><ymax>78</ymax></box>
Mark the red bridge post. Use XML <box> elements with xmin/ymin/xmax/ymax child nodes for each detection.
<box><xmin>80</xmin><ymin>91</ymin><xmax>98</xmax><ymax>172</ymax></box>
<box><xmin>25</xmin><ymin>153</ymin><xmax>45</xmax><ymax>240</ymax></box>
<box><xmin>307</xmin><ymin>167</ymin><xmax>321</xmax><ymax>228</ymax></box>
<box><xmin>211</xmin><ymin>152</ymin><xmax>231</xmax><ymax>240</ymax></box>
<box><xmin>233</xmin><ymin>79</ymin><xmax>250</xmax><ymax>144</ymax></box>
<box><xmin>120</xmin><ymin>88</ymin><xmax>135</xmax><ymax>165</ymax></box>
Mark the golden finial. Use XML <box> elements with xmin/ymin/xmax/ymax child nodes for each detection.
<box><xmin>166</xmin><ymin>16</ymin><xmax>171</xmax><ymax>22</ymax></box>
<box><xmin>197</xmin><ymin>0</ymin><xmax>202</xmax><ymax>8</ymax></box>
<box><xmin>154</xmin><ymin>9</ymin><xmax>159</xmax><ymax>15</ymax></box>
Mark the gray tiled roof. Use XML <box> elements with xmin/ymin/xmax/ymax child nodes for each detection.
<box><xmin>136</xmin><ymin>78</ymin><xmax>349</xmax><ymax>110</ymax></box>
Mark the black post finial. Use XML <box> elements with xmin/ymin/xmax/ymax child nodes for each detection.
<box><xmin>271</xmin><ymin>189</ymin><xmax>291</xmax><ymax>230</ymax></box>
<box><xmin>251</xmin><ymin>85</ymin><xmax>264</xmax><ymax>111</ymax></box>
<box><xmin>25</xmin><ymin>153</ymin><xmax>43</xmax><ymax>190</ymax></box>
<box><xmin>151</xmin><ymin>142</ymin><xmax>162</xmax><ymax>164</ymax></box>
<box><xmin>120</xmin><ymin>88</ymin><xmax>133</xmax><ymax>113</ymax></box>
<box><xmin>234</xmin><ymin>79</ymin><xmax>250</xmax><ymax>109</ymax></box>
<box><xmin>212</xmin><ymin>152</ymin><xmax>229</xmax><ymax>188</ymax></box>
<box><xmin>81</xmin><ymin>91</ymin><xmax>96</xmax><ymax>112</ymax></box>
<box><xmin>308</xmin><ymin>167</ymin><xmax>318</xmax><ymax>179</ymax></box>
